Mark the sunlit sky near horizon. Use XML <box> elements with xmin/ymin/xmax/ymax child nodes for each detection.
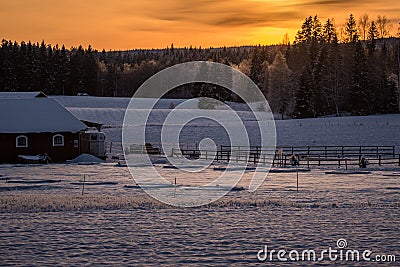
<box><xmin>1</xmin><ymin>0</ymin><xmax>399</xmax><ymax>50</ymax></box>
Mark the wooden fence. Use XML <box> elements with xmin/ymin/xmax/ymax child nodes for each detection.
<box><xmin>174</xmin><ymin>145</ymin><xmax>399</xmax><ymax>168</ymax></box>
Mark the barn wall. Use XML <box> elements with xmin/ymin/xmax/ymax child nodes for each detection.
<box><xmin>0</xmin><ymin>132</ymin><xmax>80</xmax><ymax>163</ymax></box>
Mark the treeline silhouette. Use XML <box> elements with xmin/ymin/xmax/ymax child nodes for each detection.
<box><xmin>0</xmin><ymin>14</ymin><xmax>399</xmax><ymax>118</ymax></box>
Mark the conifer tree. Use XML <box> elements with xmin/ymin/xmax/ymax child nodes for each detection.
<box><xmin>349</xmin><ymin>41</ymin><xmax>370</xmax><ymax>115</ymax></box>
<box><xmin>345</xmin><ymin>14</ymin><xmax>359</xmax><ymax>43</ymax></box>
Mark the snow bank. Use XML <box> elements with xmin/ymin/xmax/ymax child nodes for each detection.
<box><xmin>69</xmin><ymin>154</ymin><xmax>104</xmax><ymax>164</ymax></box>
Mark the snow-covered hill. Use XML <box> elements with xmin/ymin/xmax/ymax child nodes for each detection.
<box><xmin>52</xmin><ymin>96</ymin><xmax>400</xmax><ymax>150</ymax></box>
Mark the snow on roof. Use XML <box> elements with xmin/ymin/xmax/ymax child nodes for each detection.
<box><xmin>0</xmin><ymin>91</ymin><xmax>47</xmax><ymax>99</ymax></box>
<box><xmin>0</xmin><ymin>98</ymin><xmax>87</xmax><ymax>133</ymax></box>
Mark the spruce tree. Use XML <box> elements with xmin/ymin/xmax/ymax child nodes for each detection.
<box><xmin>294</xmin><ymin>63</ymin><xmax>315</xmax><ymax>118</ymax></box>
<box><xmin>367</xmin><ymin>21</ymin><xmax>379</xmax><ymax>55</ymax></box>
<box><xmin>249</xmin><ymin>46</ymin><xmax>264</xmax><ymax>88</ymax></box>
<box><xmin>349</xmin><ymin>41</ymin><xmax>370</xmax><ymax>115</ymax></box>
<box><xmin>345</xmin><ymin>14</ymin><xmax>359</xmax><ymax>43</ymax></box>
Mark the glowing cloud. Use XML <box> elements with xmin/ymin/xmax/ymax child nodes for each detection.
<box><xmin>0</xmin><ymin>0</ymin><xmax>398</xmax><ymax>49</ymax></box>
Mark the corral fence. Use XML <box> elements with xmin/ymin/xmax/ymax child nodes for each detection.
<box><xmin>178</xmin><ymin>145</ymin><xmax>400</xmax><ymax>168</ymax></box>
<box><xmin>118</xmin><ymin>143</ymin><xmax>400</xmax><ymax>168</ymax></box>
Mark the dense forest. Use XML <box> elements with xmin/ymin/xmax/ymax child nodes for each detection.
<box><xmin>1</xmin><ymin>14</ymin><xmax>399</xmax><ymax>118</ymax></box>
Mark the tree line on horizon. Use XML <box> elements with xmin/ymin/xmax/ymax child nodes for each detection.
<box><xmin>0</xmin><ymin>13</ymin><xmax>399</xmax><ymax>118</ymax></box>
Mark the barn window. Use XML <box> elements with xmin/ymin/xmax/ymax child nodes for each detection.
<box><xmin>53</xmin><ymin>134</ymin><xmax>64</xmax><ymax>147</ymax></box>
<box><xmin>16</xmin><ymin>135</ymin><xmax>28</xmax><ymax>148</ymax></box>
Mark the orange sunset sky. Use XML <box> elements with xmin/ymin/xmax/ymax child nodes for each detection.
<box><xmin>1</xmin><ymin>0</ymin><xmax>399</xmax><ymax>50</ymax></box>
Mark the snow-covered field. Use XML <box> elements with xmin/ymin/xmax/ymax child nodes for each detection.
<box><xmin>0</xmin><ymin>95</ymin><xmax>399</xmax><ymax>265</ymax></box>
<box><xmin>0</xmin><ymin>162</ymin><xmax>399</xmax><ymax>265</ymax></box>
<box><xmin>54</xmin><ymin>95</ymin><xmax>400</xmax><ymax>150</ymax></box>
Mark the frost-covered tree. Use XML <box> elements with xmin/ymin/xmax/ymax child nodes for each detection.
<box><xmin>268</xmin><ymin>51</ymin><xmax>292</xmax><ymax>119</ymax></box>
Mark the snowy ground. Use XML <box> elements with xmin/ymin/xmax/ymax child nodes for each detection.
<box><xmin>0</xmin><ymin>96</ymin><xmax>399</xmax><ymax>265</ymax></box>
<box><xmin>0</xmin><ymin>163</ymin><xmax>399</xmax><ymax>265</ymax></box>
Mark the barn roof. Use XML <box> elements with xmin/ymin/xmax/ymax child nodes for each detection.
<box><xmin>0</xmin><ymin>98</ymin><xmax>87</xmax><ymax>133</ymax></box>
<box><xmin>0</xmin><ymin>91</ymin><xmax>47</xmax><ymax>99</ymax></box>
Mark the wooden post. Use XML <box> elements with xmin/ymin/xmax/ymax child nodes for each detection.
<box><xmin>307</xmin><ymin>157</ymin><xmax>310</xmax><ymax>169</ymax></box>
<box><xmin>345</xmin><ymin>159</ymin><xmax>348</xmax><ymax>170</ymax></box>
<box><xmin>81</xmin><ymin>174</ymin><xmax>86</xmax><ymax>196</ymax></box>
<box><xmin>379</xmin><ymin>155</ymin><xmax>382</xmax><ymax>166</ymax></box>
<box><xmin>174</xmin><ymin>177</ymin><xmax>177</xmax><ymax>198</ymax></box>
<box><xmin>296</xmin><ymin>167</ymin><xmax>299</xmax><ymax>192</ymax></box>
<box><xmin>109</xmin><ymin>142</ymin><xmax>112</xmax><ymax>154</ymax></box>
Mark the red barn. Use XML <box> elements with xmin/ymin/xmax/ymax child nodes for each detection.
<box><xmin>0</xmin><ymin>92</ymin><xmax>88</xmax><ymax>163</ymax></box>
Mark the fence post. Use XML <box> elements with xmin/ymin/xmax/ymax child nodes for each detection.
<box><xmin>81</xmin><ymin>174</ymin><xmax>86</xmax><ymax>196</ymax></box>
<box><xmin>379</xmin><ymin>155</ymin><xmax>381</xmax><ymax>166</ymax></box>
<box><xmin>345</xmin><ymin>159</ymin><xmax>348</xmax><ymax>170</ymax></box>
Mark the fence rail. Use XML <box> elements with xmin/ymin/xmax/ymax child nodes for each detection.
<box><xmin>220</xmin><ymin>145</ymin><xmax>396</xmax><ymax>159</ymax></box>
<box><xmin>120</xmin><ymin>143</ymin><xmax>399</xmax><ymax>168</ymax></box>
<box><xmin>177</xmin><ymin>145</ymin><xmax>399</xmax><ymax>168</ymax></box>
